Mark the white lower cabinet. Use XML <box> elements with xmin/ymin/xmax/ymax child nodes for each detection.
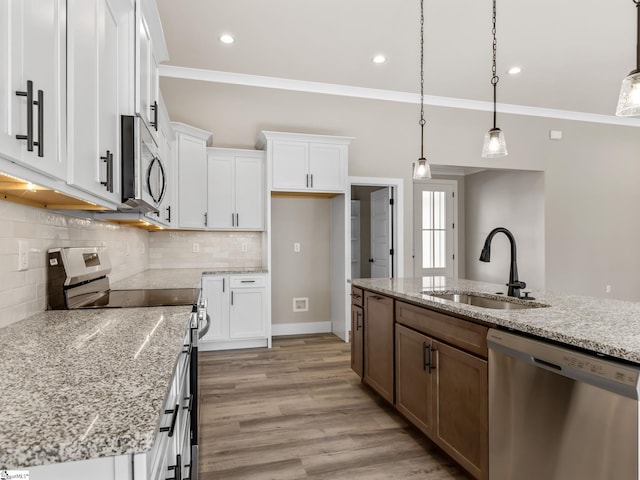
<box><xmin>201</xmin><ymin>273</ymin><xmax>269</xmax><ymax>351</ymax></box>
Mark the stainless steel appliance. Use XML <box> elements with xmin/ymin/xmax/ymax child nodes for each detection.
<box><xmin>47</xmin><ymin>246</ymin><xmax>207</xmax><ymax>479</ymax></box>
<box><xmin>488</xmin><ymin>329</ymin><xmax>640</xmax><ymax>480</ymax></box>
<box><xmin>120</xmin><ymin>115</ymin><xmax>166</xmax><ymax>214</ymax></box>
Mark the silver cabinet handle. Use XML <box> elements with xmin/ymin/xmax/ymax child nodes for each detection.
<box><xmin>306</xmin><ymin>174</ymin><xmax>309</xmax><ymax>188</ymax></box>
<box><xmin>232</xmin><ymin>213</ymin><xmax>235</xmax><ymax>227</ymax></box>
<box><xmin>310</xmin><ymin>174</ymin><xmax>313</xmax><ymax>188</ymax></box>
<box><xmin>236</xmin><ymin>213</ymin><xmax>239</xmax><ymax>227</ymax></box>
<box><xmin>204</xmin><ymin>212</ymin><xmax>208</xmax><ymax>226</ymax></box>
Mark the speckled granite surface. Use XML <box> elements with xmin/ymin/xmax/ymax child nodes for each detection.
<box><xmin>111</xmin><ymin>267</ymin><xmax>268</xmax><ymax>290</ymax></box>
<box><xmin>0</xmin><ymin>305</ymin><xmax>192</xmax><ymax>469</ymax></box>
<box><xmin>351</xmin><ymin>277</ymin><xmax>640</xmax><ymax>364</ymax></box>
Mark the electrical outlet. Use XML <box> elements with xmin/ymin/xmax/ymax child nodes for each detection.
<box><xmin>294</xmin><ymin>242</ymin><xmax>301</xmax><ymax>253</ymax></box>
<box><xmin>606</xmin><ymin>285</ymin><xmax>612</xmax><ymax>294</ymax></box>
<box><xmin>18</xmin><ymin>240</ymin><xmax>28</xmax><ymax>271</ymax></box>
<box><xmin>241</xmin><ymin>243</ymin><xmax>248</xmax><ymax>253</ymax></box>
<box><xmin>192</xmin><ymin>243</ymin><xmax>200</xmax><ymax>253</ymax></box>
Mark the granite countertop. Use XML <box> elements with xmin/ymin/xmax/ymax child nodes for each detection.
<box><xmin>351</xmin><ymin>277</ymin><xmax>640</xmax><ymax>364</ymax></box>
<box><xmin>111</xmin><ymin>267</ymin><xmax>268</xmax><ymax>290</ymax></box>
<box><xmin>0</xmin><ymin>305</ymin><xmax>192</xmax><ymax>469</ymax></box>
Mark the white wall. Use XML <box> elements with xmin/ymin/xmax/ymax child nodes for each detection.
<box><xmin>545</xmin><ymin>119</ymin><xmax>640</xmax><ymax>300</ymax></box>
<box><xmin>464</xmin><ymin>170</ymin><xmax>545</xmax><ymax>291</ymax></box>
<box><xmin>271</xmin><ymin>197</ymin><xmax>331</xmax><ymax>326</ymax></box>
<box><xmin>0</xmin><ymin>200</ymin><xmax>148</xmax><ymax>328</ymax></box>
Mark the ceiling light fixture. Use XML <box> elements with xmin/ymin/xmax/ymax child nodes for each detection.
<box><xmin>507</xmin><ymin>66</ymin><xmax>522</xmax><ymax>75</ymax></box>
<box><xmin>482</xmin><ymin>0</ymin><xmax>508</xmax><ymax>158</ymax></box>
<box><xmin>413</xmin><ymin>0</ymin><xmax>431</xmax><ymax>180</ymax></box>
<box><xmin>372</xmin><ymin>55</ymin><xmax>387</xmax><ymax>64</ymax></box>
<box><xmin>616</xmin><ymin>0</ymin><xmax>640</xmax><ymax>116</ymax></box>
<box><xmin>219</xmin><ymin>34</ymin><xmax>234</xmax><ymax>44</ymax></box>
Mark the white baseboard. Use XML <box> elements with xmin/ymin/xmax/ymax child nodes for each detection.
<box><xmin>271</xmin><ymin>321</ymin><xmax>332</xmax><ymax>336</ymax></box>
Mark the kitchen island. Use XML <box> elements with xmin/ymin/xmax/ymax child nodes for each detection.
<box><xmin>351</xmin><ymin>277</ymin><xmax>640</xmax><ymax>363</ymax></box>
<box><xmin>350</xmin><ymin>277</ymin><xmax>640</xmax><ymax>480</ymax></box>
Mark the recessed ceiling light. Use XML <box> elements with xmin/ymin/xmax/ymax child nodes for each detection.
<box><xmin>220</xmin><ymin>34</ymin><xmax>234</xmax><ymax>44</ymax></box>
<box><xmin>372</xmin><ymin>55</ymin><xmax>387</xmax><ymax>64</ymax></box>
<box><xmin>507</xmin><ymin>66</ymin><xmax>522</xmax><ymax>75</ymax></box>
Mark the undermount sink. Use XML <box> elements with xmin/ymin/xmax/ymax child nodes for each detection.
<box><xmin>423</xmin><ymin>292</ymin><xmax>549</xmax><ymax>310</ymax></box>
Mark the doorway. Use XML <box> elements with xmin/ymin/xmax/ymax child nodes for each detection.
<box><xmin>348</xmin><ymin>177</ymin><xmax>404</xmax><ymax>280</ymax></box>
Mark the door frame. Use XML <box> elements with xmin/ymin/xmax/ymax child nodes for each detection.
<box><xmin>349</xmin><ymin>176</ymin><xmax>404</xmax><ymax>279</ymax></box>
<box><xmin>413</xmin><ymin>178</ymin><xmax>458</xmax><ymax>279</ymax></box>
<box><xmin>337</xmin><ymin>176</ymin><xmax>403</xmax><ymax>342</ymax></box>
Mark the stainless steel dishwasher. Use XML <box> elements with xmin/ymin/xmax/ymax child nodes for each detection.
<box><xmin>488</xmin><ymin>329</ymin><xmax>640</xmax><ymax>480</ymax></box>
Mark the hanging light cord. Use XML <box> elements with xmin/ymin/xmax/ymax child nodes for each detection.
<box><xmin>419</xmin><ymin>0</ymin><xmax>426</xmax><ymax>160</ymax></box>
<box><xmin>635</xmin><ymin>0</ymin><xmax>640</xmax><ymax>73</ymax></box>
<box><xmin>491</xmin><ymin>0</ymin><xmax>499</xmax><ymax>129</ymax></box>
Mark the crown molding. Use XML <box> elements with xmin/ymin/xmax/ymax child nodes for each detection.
<box><xmin>160</xmin><ymin>65</ymin><xmax>640</xmax><ymax>128</ymax></box>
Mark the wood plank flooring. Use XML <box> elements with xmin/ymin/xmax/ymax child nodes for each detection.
<box><xmin>198</xmin><ymin>333</ymin><xmax>470</xmax><ymax>479</ymax></box>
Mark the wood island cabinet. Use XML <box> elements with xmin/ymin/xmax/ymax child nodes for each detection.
<box><xmin>395</xmin><ymin>300</ymin><xmax>488</xmax><ymax>480</ymax></box>
<box><xmin>350</xmin><ymin>287</ymin><xmax>364</xmax><ymax>377</ymax></box>
<box><xmin>363</xmin><ymin>291</ymin><xmax>394</xmax><ymax>404</ymax></box>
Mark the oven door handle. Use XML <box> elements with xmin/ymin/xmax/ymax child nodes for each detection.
<box><xmin>198</xmin><ymin>314</ymin><xmax>211</xmax><ymax>339</ymax></box>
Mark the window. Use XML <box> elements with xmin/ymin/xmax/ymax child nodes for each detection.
<box><xmin>414</xmin><ymin>181</ymin><xmax>456</xmax><ymax>278</ymax></box>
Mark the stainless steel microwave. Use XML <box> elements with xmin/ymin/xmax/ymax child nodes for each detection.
<box><xmin>120</xmin><ymin>115</ymin><xmax>166</xmax><ymax>213</ymax></box>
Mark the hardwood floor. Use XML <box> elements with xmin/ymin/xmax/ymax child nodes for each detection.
<box><xmin>198</xmin><ymin>333</ymin><xmax>470</xmax><ymax>479</ymax></box>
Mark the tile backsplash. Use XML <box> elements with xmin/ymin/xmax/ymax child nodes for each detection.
<box><xmin>0</xmin><ymin>200</ymin><xmax>148</xmax><ymax>329</ymax></box>
<box><xmin>0</xmin><ymin>200</ymin><xmax>265</xmax><ymax>328</ymax></box>
<box><xmin>148</xmin><ymin>230</ymin><xmax>263</xmax><ymax>269</ymax></box>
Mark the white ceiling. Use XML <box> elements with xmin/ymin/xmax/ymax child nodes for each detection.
<box><xmin>156</xmin><ymin>0</ymin><xmax>636</xmax><ymax>118</ymax></box>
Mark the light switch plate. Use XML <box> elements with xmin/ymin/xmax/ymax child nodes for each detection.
<box><xmin>18</xmin><ymin>240</ymin><xmax>28</xmax><ymax>271</ymax></box>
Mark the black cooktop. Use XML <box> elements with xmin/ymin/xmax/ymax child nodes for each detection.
<box><xmin>74</xmin><ymin>288</ymin><xmax>200</xmax><ymax>309</ymax></box>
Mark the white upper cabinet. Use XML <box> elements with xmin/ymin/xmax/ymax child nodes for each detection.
<box><xmin>67</xmin><ymin>0</ymin><xmax>134</xmax><ymax>204</ymax></box>
<box><xmin>257</xmin><ymin>131</ymin><xmax>353</xmax><ymax>194</ymax></box>
<box><xmin>0</xmin><ymin>0</ymin><xmax>67</xmax><ymax>180</ymax></box>
<box><xmin>136</xmin><ymin>0</ymin><xmax>167</xmax><ymax>139</ymax></box>
<box><xmin>173</xmin><ymin>122</ymin><xmax>212</xmax><ymax>229</ymax></box>
<box><xmin>207</xmin><ymin>148</ymin><xmax>265</xmax><ymax>231</ymax></box>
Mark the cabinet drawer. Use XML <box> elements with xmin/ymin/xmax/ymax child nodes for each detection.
<box><xmin>351</xmin><ymin>286</ymin><xmax>364</xmax><ymax>307</ymax></box>
<box><xmin>395</xmin><ymin>301</ymin><xmax>488</xmax><ymax>358</ymax></box>
<box><xmin>229</xmin><ymin>275</ymin><xmax>266</xmax><ymax>288</ymax></box>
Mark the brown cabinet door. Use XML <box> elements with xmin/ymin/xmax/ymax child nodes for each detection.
<box><xmin>433</xmin><ymin>340</ymin><xmax>488</xmax><ymax>480</ymax></box>
<box><xmin>395</xmin><ymin>324</ymin><xmax>433</xmax><ymax>437</ymax></box>
<box><xmin>363</xmin><ymin>292</ymin><xmax>394</xmax><ymax>403</ymax></box>
<box><xmin>350</xmin><ymin>305</ymin><xmax>364</xmax><ymax>377</ymax></box>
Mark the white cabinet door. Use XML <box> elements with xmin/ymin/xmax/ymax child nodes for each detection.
<box><xmin>235</xmin><ymin>156</ymin><xmax>264</xmax><ymax>230</ymax></box>
<box><xmin>67</xmin><ymin>0</ymin><xmax>129</xmax><ymax>204</ymax></box>
<box><xmin>201</xmin><ymin>276</ymin><xmax>229</xmax><ymax>342</ymax></box>
<box><xmin>136</xmin><ymin>7</ymin><xmax>158</xmax><ymax>139</ymax></box>
<box><xmin>309</xmin><ymin>143</ymin><xmax>345</xmax><ymax>192</ymax></box>
<box><xmin>177</xmin><ymin>134</ymin><xmax>208</xmax><ymax>229</ymax></box>
<box><xmin>0</xmin><ymin>0</ymin><xmax>66</xmax><ymax>180</ymax></box>
<box><xmin>230</xmin><ymin>288</ymin><xmax>266</xmax><ymax>339</ymax></box>
<box><xmin>207</xmin><ymin>154</ymin><xmax>235</xmax><ymax>229</ymax></box>
<box><xmin>271</xmin><ymin>141</ymin><xmax>308</xmax><ymax>191</ymax></box>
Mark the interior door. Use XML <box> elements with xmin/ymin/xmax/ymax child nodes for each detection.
<box><xmin>370</xmin><ymin>187</ymin><xmax>392</xmax><ymax>278</ymax></box>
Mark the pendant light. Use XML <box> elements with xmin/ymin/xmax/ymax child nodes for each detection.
<box><xmin>413</xmin><ymin>0</ymin><xmax>431</xmax><ymax>180</ymax></box>
<box><xmin>616</xmin><ymin>0</ymin><xmax>640</xmax><ymax>116</ymax></box>
<box><xmin>481</xmin><ymin>0</ymin><xmax>508</xmax><ymax>158</ymax></box>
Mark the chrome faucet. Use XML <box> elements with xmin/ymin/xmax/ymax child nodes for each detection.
<box><xmin>479</xmin><ymin>227</ymin><xmax>527</xmax><ymax>298</ymax></box>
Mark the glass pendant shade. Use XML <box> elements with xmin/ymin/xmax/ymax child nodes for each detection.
<box><xmin>481</xmin><ymin>128</ymin><xmax>508</xmax><ymax>158</ymax></box>
<box><xmin>413</xmin><ymin>158</ymin><xmax>431</xmax><ymax>179</ymax></box>
<box><xmin>616</xmin><ymin>71</ymin><xmax>640</xmax><ymax>116</ymax></box>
